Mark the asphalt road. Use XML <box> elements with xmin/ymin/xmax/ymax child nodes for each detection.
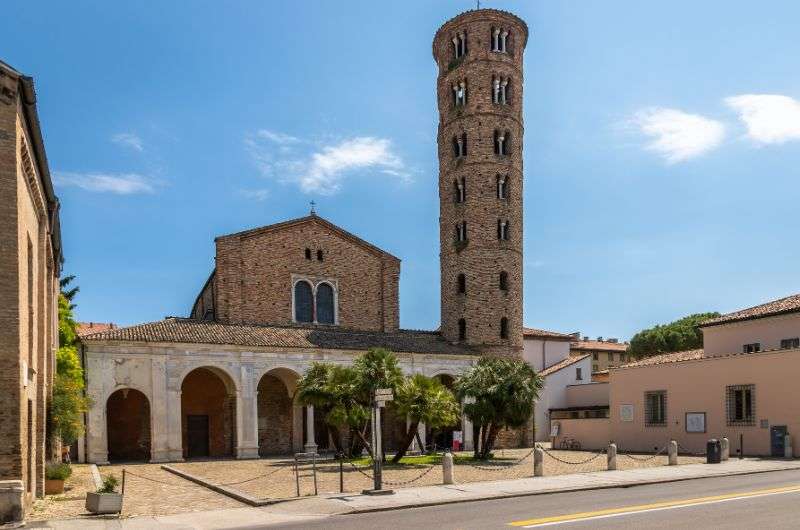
<box><xmin>268</xmin><ymin>469</ymin><xmax>800</xmax><ymax>529</ymax></box>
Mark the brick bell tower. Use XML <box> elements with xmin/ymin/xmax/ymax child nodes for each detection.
<box><xmin>433</xmin><ymin>9</ymin><xmax>527</xmax><ymax>356</ymax></box>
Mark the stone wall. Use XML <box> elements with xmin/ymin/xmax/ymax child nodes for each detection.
<box><xmin>257</xmin><ymin>375</ymin><xmax>293</xmax><ymax>455</ymax></box>
<box><xmin>213</xmin><ymin>217</ymin><xmax>400</xmax><ymax>333</ymax></box>
<box><xmin>434</xmin><ymin>9</ymin><xmax>527</xmax><ymax>356</ymax></box>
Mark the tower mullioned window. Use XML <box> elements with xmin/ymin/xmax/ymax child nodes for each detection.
<box><xmin>491</xmin><ymin>27</ymin><xmax>509</xmax><ymax>53</ymax></box>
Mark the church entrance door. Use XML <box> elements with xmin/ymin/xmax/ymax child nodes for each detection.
<box><xmin>187</xmin><ymin>415</ymin><xmax>210</xmax><ymax>458</ymax></box>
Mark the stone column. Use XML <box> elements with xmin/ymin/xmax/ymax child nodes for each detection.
<box><xmin>166</xmin><ymin>387</ymin><xmax>184</xmax><ymax>461</ymax></box>
<box><xmin>668</xmin><ymin>440</ymin><xmax>678</xmax><ymax>466</ymax></box>
<box><xmin>149</xmin><ymin>358</ymin><xmax>170</xmax><ymax>462</ymax></box>
<box><xmin>305</xmin><ymin>405</ymin><xmax>318</xmax><ymax>454</ymax></box>
<box><xmin>235</xmin><ymin>365</ymin><xmax>259</xmax><ymax>459</ymax></box>
<box><xmin>85</xmin><ymin>356</ymin><xmax>108</xmax><ymax>464</ymax></box>
<box><xmin>607</xmin><ymin>443</ymin><xmax>617</xmax><ymax>471</ymax></box>
<box><xmin>292</xmin><ymin>402</ymin><xmax>304</xmax><ymax>452</ymax></box>
<box><xmin>462</xmin><ymin>397</ymin><xmax>474</xmax><ymax>451</ymax></box>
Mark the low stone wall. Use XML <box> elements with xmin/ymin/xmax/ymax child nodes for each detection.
<box><xmin>0</xmin><ymin>480</ymin><xmax>23</xmax><ymax>524</ymax></box>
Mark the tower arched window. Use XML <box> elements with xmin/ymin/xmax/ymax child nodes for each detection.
<box><xmin>494</xmin><ymin>130</ymin><xmax>508</xmax><ymax>155</ymax></box>
<box><xmin>454</xmin><ymin>177</ymin><xmax>466</xmax><ymax>203</ymax></box>
<box><xmin>499</xmin><ymin>271</ymin><xmax>508</xmax><ymax>291</ymax></box>
<box><xmin>453</xmin><ymin>133</ymin><xmax>467</xmax><ymax>158</ymax></box>
<box><xmin>492</xmin><ymin>76</ymin><xmax>509</xmax><ymax>105</ymax></box>
<box><xmin>458</xmin><ymin>318</ymin><xmax>467</xmax><ymax>341</ymax></box>
<box><xmin>316</xmin><ymin>283</ymin><xmax>335</xmax><ymax>325</ymax></box>
<box><xmin>457</xmin><ymin>273</ymin><xmax>466</xmax><ymax>294</ymax></box>
<box><xmin>491</xmin><ymin>27</ymin><xmax>509</xmax><ymax>53</ymax></box>
<box><xmin>294</xmin><ymin>281</ymin><xmax>313</xmax><ymax>323</ymax></box>
<box><xmin>456</xmin><ymin>221</ymin><xmax>467</xmax><ymax>242</ymax></box>
<box><xmin>452</xmin><ymin>31</ymin><xmax>467</xmax><ymax>59</ymax></box>
<box><xmin>497</xmin><ymin>219</ymin><xmax>509</xmax><ymax>241</ymax></box>
<box><xmin>500</xmin><ymin>317</ymin><xmax>509</xmax><ymax>339</ymax></box>
<box><xmin>453</xmin><ymin>80</ymin><xmax>467</xmax><ymax>107</ymax></box>
<box><xmin>497</xmin><ymin>174</ymin><xmax>508</xmax><ymax>199</ymax></box>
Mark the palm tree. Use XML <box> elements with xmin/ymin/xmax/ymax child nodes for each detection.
<box><xmin>455</xmin><ymin>357</ymin><xmax>543</xmax><ymax>459</ymax></box>
<box><xmin>390</xmin><ymin>374</ymin><xmax>459</xmax><ymax>463</ymax></box>
<box><xmin>59</xmin><ymin>274</ymin><xmax>79</xmax><ymax>309</ymax></box>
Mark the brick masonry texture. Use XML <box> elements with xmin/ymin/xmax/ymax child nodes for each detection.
<box><xmin>257</xmin><ymin>375</ymin><xmax>293</xmax><ymax>455</ymax></box>
<box><xmin>434</xmin><ymin>10</ymin><xmax>527</xmax><ymax>356</ymax></box>
<box><xmin>211</xmin><ymin>215</ymin><xmax>400</xmax><ymax>333</ymax></box>
<box><xmin>0</xmin><ymin>62</ymin><xmax>60</xmax><ymax>519</ymax></box>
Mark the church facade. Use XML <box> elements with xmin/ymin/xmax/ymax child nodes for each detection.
<box><xmin>80</xmin><ymin>8</ymin><xmax>531</xmax><ymax>463</ymax></box>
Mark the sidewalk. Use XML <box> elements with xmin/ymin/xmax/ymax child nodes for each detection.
<box><xmin>27</xmin><ymin>458</ymin><xmax>800</xmax><ymax>529</ymax></box>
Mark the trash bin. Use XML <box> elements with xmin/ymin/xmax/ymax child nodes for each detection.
<box><xmin>707</xmin><ymin>439</ymin><xmax>721</xmax><ymax>464</ymax></box>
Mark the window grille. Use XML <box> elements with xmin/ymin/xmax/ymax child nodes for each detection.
<box><xmin>644</xmin><ymin>390</ymin><xmax>667</xmax><ymax>426</ymax></box>
<box><xmin>726</xmin><ymin>384</ymin><xmax>755</xmax><ymax>426</ymax></box>
<box><xmin>780</xmin><ymin>338</ymin><xmax>800</xmax><ymax>349</ymax></box>
<box><xmin>743</xmin><ymin>343</ymin><xmax>760</xmax><ymax>353</ymax></box>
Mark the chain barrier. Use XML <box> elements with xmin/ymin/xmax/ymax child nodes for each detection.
<box><xmin>676</xmin><ymin>442</ymin><xmax>707</xmax><ymax>457</ymax></box>
<box><xmin>619</xmin><ymin>446</ymin><xmax>667</xmax><ymax>462</ymax></box>
<box><xmin>217</xmin><ymin>463</ymin><xmax>291</xmax><ymax>487</ymax></box>
<box><xmin>382</xmin><ymin>464</ymin><xmax>438</xmax><ymax>486</ymax></box>
<box><xmin>345</xmin><ymin>458</ymin><xmax>375</xmax><ymax>480</ymax></box>
<box><xmin>539</xmin><ymin>446</ymin><xmax>607</xmax><ymax>466</ymax></box>
<box><xmin>457</xmin><ymin>447</ymin><xmax>536</xmax><ymax>471</ymax></box>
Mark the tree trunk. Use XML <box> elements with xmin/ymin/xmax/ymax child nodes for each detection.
<box><xmin>473</xmin><ymin>423</ymin><xmax>481</xmax><ymax>458</ymax></box>
<box><xmin>481</xmin><ymin>423</ymin><xmax>501</xmax><ymax>459</ymax></box>
<box><xmin>391</xmin><ymin>420</ymin><xmax>419</xmax><ymax>463</ymax></box>
<box><xmin>354</xmin><ymin>425</ymin><xmax>374</xmax><ymax>458</ymax></box>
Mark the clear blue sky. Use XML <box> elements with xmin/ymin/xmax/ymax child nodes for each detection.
<box><xmin>4</xmin><ymin>1</ymin><xmax>800</xmax><ymax>339</ymax></box>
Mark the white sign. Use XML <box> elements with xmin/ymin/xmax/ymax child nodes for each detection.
<box><xmin>686</xmin><ymin>412</ymin><xmax>706</xmax><ymax>433</ymax></box>
<box><xmin>620</xmin><ymin>404</ymin><xmax>634</xmax><ymax>422</ymax></box>
<box><xmin>453</xmin><ymin>431</ymin><xmax>463</xmax><ymax>443</ymax></box>
<box><xmin>550</xmin><ymin>422</ymin><xmax>560</xmax><ymax>437</ymax></box>
<box><xmin>375</xmin><ymin>388</ymin><xmax>394</xmax><ymax>402</ymax></box>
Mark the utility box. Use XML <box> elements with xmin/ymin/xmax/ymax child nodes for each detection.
<box><xmin>707</xmin><ymin>439</ymin><xmax>722</xmax><ymax>464</ymax></box>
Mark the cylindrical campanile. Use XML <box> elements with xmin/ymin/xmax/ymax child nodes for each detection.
<box><xmin>433</xmin><ymin>9</ymin><xmax>527</xmax><ymax>356</ymax></box>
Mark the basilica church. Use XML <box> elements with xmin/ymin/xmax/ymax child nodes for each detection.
<box><xmin>80</xmin><ymin>7</ymin><xmax>530</xmax><ymax>463</ymax></box>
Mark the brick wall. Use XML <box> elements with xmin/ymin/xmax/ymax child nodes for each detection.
<box><xmin>106</xmin><ymin>389</ymin><xmax>151</xmax><ymax>461</ymax></box>
<box><xmin>434</xmin><ymin>10</ymin><xmax>527</xmax><ymax>356</ymax></box>
<box><xmin>256</xmin><ymin>375</ymin><xmax>293</xmax><ymax>455</ymax></box>
<box><xmin>181</xmin><ymin>368</ymin><xmax>235</xmax><ymax>458</ymax></box>
<box><xmin>212</xmin><ymin>216</ymin><xmax>400</xmax><ymax>332</ymax></box>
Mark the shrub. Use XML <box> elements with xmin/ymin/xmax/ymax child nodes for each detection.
<box><xmin>45</xmin><ymin>463</ymin><xmax>72</xmax><ymax>481</ymax></box>
<box><xmin>97</xmin><ymin>475</ymin><xmax>119</xmax><ymax>494</ymax></box>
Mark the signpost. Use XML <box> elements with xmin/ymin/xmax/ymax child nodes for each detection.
<box><xmin>364</xmin><ymin>388</ymin><xmax>395</xmax><ymax>495</ymax></box>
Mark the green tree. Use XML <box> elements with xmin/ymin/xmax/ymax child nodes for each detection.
<box><xmin>390</xmin><ymin>374</ymin><xmax>459</xmax><ymax>463</ymax></box>
<box><xmin>455</xmin><ymin>357</ymin><xmax>543</xmax><ymax>459</ymax></box>
<box><xmin>628</xmin><ymin>312</ymin><xmax>720</xmax><ymax>359</ymax></box>
<box><xmin>59</xmin><ymin>274</ymin><xmax>80</xmax><ymax>310</ymax></box>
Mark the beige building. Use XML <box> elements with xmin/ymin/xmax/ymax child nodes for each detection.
<box><xmin>0</xmin><ymin>60</ymin><xmax>62</xmax><ymax>523</ymax></box>
<box><xmin>554</xmin><ymin>293</ymin><xmax>800</xmax><ymax>457</ymax></box>
<box><xmin>569</xmin><ymin>334</ymin><xmax>630</xmax><ymax>372</ymax></box>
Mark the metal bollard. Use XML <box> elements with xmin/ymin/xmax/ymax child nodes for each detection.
<box><xmin>721</xmin><ymin>437</ymin><xmax>730</xmax><ymax>461</ymax></box>
<box><xmin>668</xmin><ymin>440</ymin><xmax>678</xmax><ymax>466</ymax></box>
<box><xmin>607</xmin><ymin>443</ymin><xmax>617</xmax><ymax>471</ymax></box>
<box><xmin>534</xmin><ymin>446</ymin><xmax>544</xmax><ymax>477</ymax></box>
<box><xmin>443</xmin><ymin>451</ymin><xmax>454</xmax><ymax>484</ymax></box>
<box><xmin>785</xmin><ymin>434</ymin><xmax>793</xmax><ymax>459</ymax></box>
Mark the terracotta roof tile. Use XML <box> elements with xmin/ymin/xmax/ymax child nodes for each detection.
<box><xmin>540</xmin><ymin>354</ymin><xmax>589</xmax><ymax>376</ymax></box>
<box><xmin>618</xmin><ymin>349</ymin><xmax>704</xmax><ymax>369</ymax></box>
<box><xmin>523</xmin><ymin>327</ymin><xmax>572</xmax><ymax>341</ymax></box>
<box><xmin>701</xmin><ymin>293</ymin><xmax>800</xmax><ymax>327</ymax></box>
<box><xmin>80</xmin><ymin>318</ymin><xmax>474</xmax><ymax>355</ymax></box>
<box><xmin>570</xmin><ymin>340</ymin><xmax>628</xmax><ymax>352</ymax></box>
<box><xmin>76</xmin><ymin>322</ymin><xmax>117</xmax><ymax>337</ymax></box>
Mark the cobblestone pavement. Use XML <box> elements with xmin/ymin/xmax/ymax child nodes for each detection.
<box><xmin>172</xmin><ymin>448</ymin><xmax>705</xmax><ymax>501</ymax></box>
<box><xmin>28</xmin><ymin>463</ymin><xmax>242</xmax><ymax>521</ymax></box>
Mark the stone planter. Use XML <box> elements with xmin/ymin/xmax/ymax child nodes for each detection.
<box><xmin>85</xmin><ymin>491</ymin><xmax>123</xmax><ymax>514</ymax></box>
<box><xmin>44</xmin><ymin>478</ymin><xmax>65</xmax><ymax>495</ymax></box>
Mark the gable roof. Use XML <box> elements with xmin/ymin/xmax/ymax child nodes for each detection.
<box><xmin>523</xmin><ymin>327</ymin><xmax>572</xmax><ymax>341</ymax></box>
<box><xmin>215</xmin><ymin>214</ymin><xmax>399</xmax><ymax>262</ymax></box>
<box><xmin>77</xmin><ymin>322</ymin><xmax>117</xmax><ymax>337</ymax></box>
<box><xmin>570</xmin><ymin>339</ymin><xmax>628</xmax><ymax>352</ymax></box>
<box><xmin>540</xmin><ymin>354</ymin><xmax>589</xmax><ymax>377</ymax></box>
<box><xmin>80</xmin><ymin>318</ymin><xmax>473</xmax><ymax>356</ymax></box>
<box><xmin>701</xmin><ymin>293</ymin><xmax>800</xmax><ymax>327</ymax></box>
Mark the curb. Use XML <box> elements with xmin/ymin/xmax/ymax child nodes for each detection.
<box><xmin>335</xmin><ymin>463</ymin><xmax>800</xmax><ymax>515</ymax></box>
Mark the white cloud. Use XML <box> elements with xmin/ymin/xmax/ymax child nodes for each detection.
<box><xmin>111</xmin><ymin>132</ymin><xmax>144</xmax><ymax>152</ymax></box>
<box><xmin>54</xmin><ymin>172</ymin><xmax>156</xmax><ymax>194</ymax></box>
<box><xmin>632</xmin><ymin>107</ymin><xmax>725</xmax><ymax>163</ymax></box>
<box><xmin>238</xmin><ymin>188</ymin><xmax>270</xmax><ymax>201</ymax></box>
<box><xmin>725</xmin><ymin>94</ymin><xmax>800</xmax><ymax>144</ymax></box>
<box><xmin>245</xmin><ymin>132</ymin><xmax>410</xmax><ymax>195</ymax></box>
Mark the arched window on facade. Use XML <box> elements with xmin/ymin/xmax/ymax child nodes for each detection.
<box><xmin>491</xmin><ymin>27</ymin><xmax>509</xmax><ymax>53</ymax></box>
<box><xmin>492</xmin><ymin>76</ymin><xmax>509</xmax><ymax>105</ymax></box>
<box><xmin>458</xmin><ymin>318</ymin><xmax>467</xmax><ymax>341</ymax></box>
<box><xmin>453</xmin><ymin>133</ymin><xmax>467</xmax><ymax>158</ymax></box>
<box><xmin>316</xmin><ymin>283</ymin><xmax>335</xmax><ymax>324</ymax></box>
<box><xmin>499</xmin><ymin>271</ymin><xmax>508</xmax><ymax>291</ymax></box>
<box><xmin>497</xmin><ymin>219</ymin><xmax>509</xmax><ymax>241</ymax></box>
<box><xmin>500</xmin><ymin>317</ymin><xmax>509</xmax><ymax>339</ymax></box>
<box><xmin>294</xmin><ymin>281</ymin><xmax>313</xmax><ymax>323</ymax></box>
<box><xmin>455</xmin><ymin>221</ymin><xmax>467</xmax><ymax>242</ymax></box>
<box><xmin>457</xmin><ymin>273</ymin><xmax>466</xmax><ymax>294</ymax></box>
<box><xmin>453</xmin><ymin>80</ymin><xmax>467</xmax><ymax>107</ymax></box>
<box><xmin>494</xmin><ymin>130</ymin><xmax>507</xmax><ymax>155</ymax></box>
<box><xmin>452</xmin><ymin>31</ymin><xmax>467</xmax><ymax>59</ymax></box>
<box><xmin>304</xmin><ymin>248</ymin><xmax>311</xmax><ymax>260</ymax></box>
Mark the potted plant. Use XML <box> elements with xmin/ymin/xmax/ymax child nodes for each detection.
<box><xmin>45</xmin><ymin>463</ymin><xmax>72</xmax><ymax>494</ymax></box>
<box><xmin>85</xmin><ymin>475</ymin><xmax>123</xmax><ymax>514</ymax></box>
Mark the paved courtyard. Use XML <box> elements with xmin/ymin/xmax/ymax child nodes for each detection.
<box><xmin>28</xmin><ymin>449</ymin><xmax>704</xmax><ymax>521</ymax></box>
